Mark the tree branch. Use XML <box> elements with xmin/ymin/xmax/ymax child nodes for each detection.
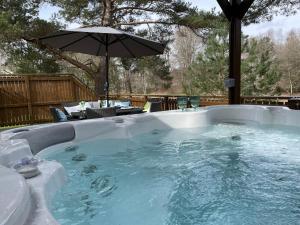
<box><xmin>116</xmin><ymin>20</ymin><xmax>176</xmax><ymax>26</ymax></box>
<box><xmin>113</xmin><ymin>6</ymin><xmax>158</xmax><ymax>13</ymax></box>
<box><xmin>23</xmin><ymin>37</ymin><xmax>96</xmax><ymax>79</ymax></box>
<box><xmin>116</xmin><ymin>20</ymin><xmax>213</xmax><ymax>39</ymax></box>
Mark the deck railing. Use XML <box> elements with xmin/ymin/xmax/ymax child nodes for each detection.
<box><xmin>0</xmin><ymin>74</ymin><xmax>295</xmax><ymax>126</ymax></box>
<box><xmin>241</xmin><ymin>96</ymin><xmax>289</xmax><ymax>106</ymax></box>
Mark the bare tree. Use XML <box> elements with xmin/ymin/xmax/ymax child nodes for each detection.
<box><xmin>277</xmin><ymin>31</ymin><xmax>300</xmax><ymax>95</ymax></box>
<box><xmin>172</xmin><ymin>27</ymin><xmax>202</xmax><ymax>70</ymax></box>
<box><xmin>171</xmin><ymin>27</ymin><xmax>202</xmax><ymax>94</ymax></box>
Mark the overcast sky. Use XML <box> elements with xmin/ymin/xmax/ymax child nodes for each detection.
<box><xmin>191</xmin><ymin>0</ymin><xmax>300</xmax><ymax>38</ymax></box>
<box><xmin>39</xmin><ymin>0</ymin><xmax>300</xmax><ymax>38</ymax></box>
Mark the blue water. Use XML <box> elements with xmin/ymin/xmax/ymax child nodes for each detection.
<box><xmin>45</xmin><ymin>124</ymin><xmax>300</xmax><ymax>225</ymax></box>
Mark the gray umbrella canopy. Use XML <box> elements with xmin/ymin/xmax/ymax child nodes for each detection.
<box><xmin>38</xmin><ymin>26</ymin><xmax>165</xmax><ymax>107</ymax></box>
<box><xmin>39</xmin><ymin>26</ymin><xmax>165</xmax><ymax>57</ymax></box>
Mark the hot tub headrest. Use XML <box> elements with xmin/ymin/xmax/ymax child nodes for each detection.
<box><xmin>11</xmin><ymin>124</ymin><xmax>75</xmax><ymax>155</ymax></box>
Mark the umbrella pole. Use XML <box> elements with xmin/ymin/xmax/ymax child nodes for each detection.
<box><xmin>105</xmin><ymin>34</ymin><xmax>109</xmax><ymax>108</ymax></box>
<box><xmin>105</xmin><ymin>53</ymin><xmax>109</xmax><ymax>107</ymax></box>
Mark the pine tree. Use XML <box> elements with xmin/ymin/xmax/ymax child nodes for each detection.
<box><xmin>184</xmin><ymin>26</ymin><xmax>281</xmax><ymax>96</ymax></box>
<box><xmin>183</xmin><ymin>25</ymin><xmax>229</xmax><ymax>95</ymax></box>
<box><xmin>242</xmin><ymin>37</ymin><xmax>281</xmax><ymax>96</ymax></box>
<box><xmin>0</xmin><ymin>1</ymin><xmax>62</xmax><ymax>73</ymax></box>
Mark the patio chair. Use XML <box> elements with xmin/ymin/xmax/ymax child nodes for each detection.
<box><xmin>177</xmin><ymin>97</ymin><xmax>188</xmax><ymax>110</ymax></box>
<box><xmin>49</xmin><ymin>107</ymin><xmax>69</xmax><ymax>122</ymax></box>
<box><xmin>143</xmin><ymin>101</ymin><xmax>162</xmax><ymax>113</ymax></box>
<box><xmin>189</xmin><ymin>96</ymin><xmax>200</xmax><ymax>109</ymax></box>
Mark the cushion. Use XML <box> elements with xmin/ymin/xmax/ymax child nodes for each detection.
<box><xmin>143</xmin><ymin>102</ymin><xmax>151</xmax><ymax>112</ymax></box>
<box><xmin>102</xmin><ymin>100</ymin><xmax>114</xmax><ymax>107</ymax></box>
<box><xmin>64</xmin><ymin>105</ymin><xmax>81</xmax><ymax>115</ymax></box>
<box><xmin>64</xmin><ymin>102</ymin><xmax>92</xmax><ymax>114</ymax></box>
<box><xmin>83</xmin><ymin>102</ymin><xmax>92</xmax><ymax>110</ymax></box>
<box><xmin>55</xmin><ymin>108</ymin><xmax>68</xmax><ymax>122</ymax></box>
<box><xmin>115</xmin><ymin>101</ymin><xmax>131</xmax><ymax>108</ymax></box>
<box><xmin>88</xmin><ymin>101</ymin><xmax>100</xmax><ymax>109</ymax></box>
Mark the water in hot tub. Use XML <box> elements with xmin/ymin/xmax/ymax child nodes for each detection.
<box><xmin>44</xmin><ymin>123</ymin><xmax>300</xmax><ymax>225</ymax></box>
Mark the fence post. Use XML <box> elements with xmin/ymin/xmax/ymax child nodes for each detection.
<box><xmin>164</xmin><ymin>96</ymin><xmax>169</xmax><ymax>111</ymax></box>
<box><xmin>71</xmin><ymin>78</ymin><xmax>79</xmax><ymax>101</ymax></box>
<box><xmin>24</xmin><ymin>76</ymin><xmax>33</xmax><ymax>124</ymax></box>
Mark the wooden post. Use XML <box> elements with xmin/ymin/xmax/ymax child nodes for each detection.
<box><xmin>24</xmin><ymin>76</ymin><xmax>33</xmax><ymax>123</ymax></box>
<box><xmin>71</xmin><ymin>78</ymin><xmax>79</xmax><ymax>101</ymax></box>
<box><xmin>229</xmin><ymin>7</ymin><xmax>241</xmax><ymax>104</ymax></box>
<box><xmin>164</xmin><ymin>96</ymin><xmax>169</xmax><ymax>111</ymax></box>
<box><xmin>217</xmin><ymin>0</ymin><xmax>254</xmax><ymax>104</ymax></box>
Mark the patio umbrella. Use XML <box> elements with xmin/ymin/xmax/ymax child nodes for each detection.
<box><xmin>38</xmin><ymin>26</ymin><xmax>165</xmax><ymax>107</ymax></box>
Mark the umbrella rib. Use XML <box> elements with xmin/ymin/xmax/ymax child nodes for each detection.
<box><xmin>59</xmin><ymin>34</ymin><xmax>90</xmax><ymax>50</ymax></box>
<box><xmin>108</xmin><ymin>36</ymin><xmax>127</xmax><ymax>46</ymax></box>
<box><xmin>89</xmin><ymin>34</ymin><xmax>106</xmax><ymax>45</ymax></box>
<box><xmin>126</xmin><ymin>36</ymin><xmax>164</xmax><ymax>55</ymax></box>
<box><xmin>39</xmin><ymin>31</ymin><xmax>77</xmax><ymax>40</ymax></box>
<box><xmin>115</xmin><ymin>35</ymin><xmax>136</xmax><ymax>57</ymax></box>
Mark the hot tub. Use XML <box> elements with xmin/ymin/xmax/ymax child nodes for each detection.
<box><xmin>1</xmin><ymin>105</ymin><xmax>300</xmax><ymax>225</ymax></box>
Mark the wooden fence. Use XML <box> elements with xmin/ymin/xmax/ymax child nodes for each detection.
<box><xmin>0</xmin><ymin>74</ymin><xmax>96</xmax><ymax>126</ymax></box>
<box><xmin>0</xmin><ymin>74</ymin><xmax>294</xmax><ymax>126</ymax></box>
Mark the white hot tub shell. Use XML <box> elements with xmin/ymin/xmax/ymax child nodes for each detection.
<box><xmin>0</xmin><ymin>105</ymin><xmax>300</xmax><ymax>225</ymax></box>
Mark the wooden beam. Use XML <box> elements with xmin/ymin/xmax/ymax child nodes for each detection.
<box><xmin>238</xmin><ymin>0</ymin><xmax>255</xmax><ymax>19</ymax></box>
<box><xmin>216</xmin><ymin>0</ymin><xmax>232</xmax><ymax>20</ymax></box>
<box><xmin>228</xmin><ymin>0</ymin><xmax>242</xmax><ymax>104</ymax></box>
<box><xmin>218</xmin><ymin>0</ymin><xmax>255</xmax><ymax>104</ymax></box>
<box><xmin>229</xmin><ymin>16</ymin><xmax>241</xmax><ymax>104</ymax></box>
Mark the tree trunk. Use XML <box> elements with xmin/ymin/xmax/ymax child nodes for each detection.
<box><xmin>124</xmin><ymin>70</ymin><xmax>132</xmax><ymax>94</ymax></box>
<box><xmin>94</xmin><ymin>59</ymin><xmax>107</xmax><ymax>97</ymax></box>
<box><xmin>94</xmin><ymin>0</ymin><xmax>113</xmax><ymax>97</ymax></box>
<box><xmin>288</xmin><ymin>71</ymin><xmax>293</xmax><ymax>96</ymax></box>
